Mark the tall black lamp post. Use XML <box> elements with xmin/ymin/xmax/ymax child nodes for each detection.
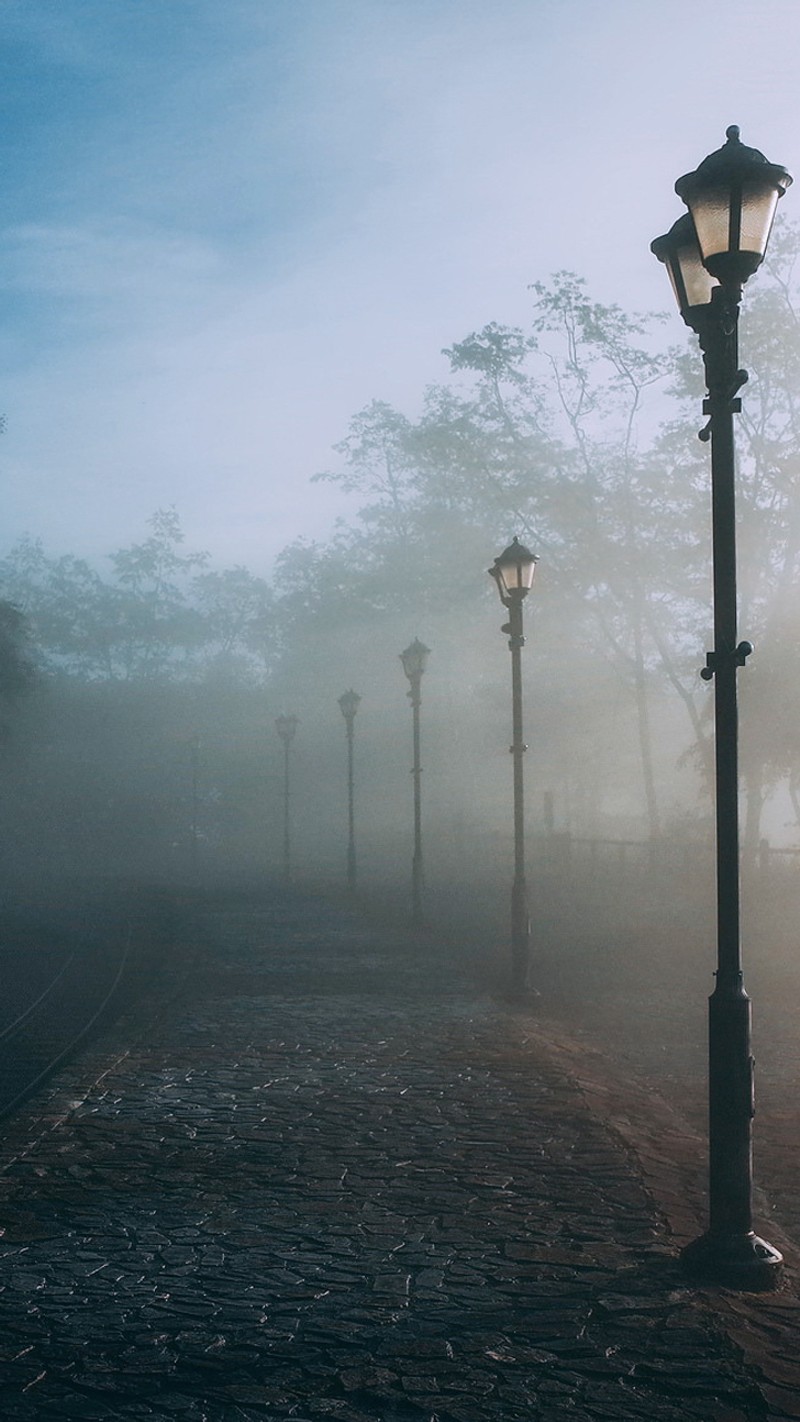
<box><xmin>489</xmin><ymin>537</ymin><xmax>539</xmax><ymax>994</ymax></box>
<box><xmin>275</xmin><ymin>713</ymin><xmax>299</xmax><ymax>884</ymax></box>
<box><xmin>338</xmin><ymin>690</ymin><xmax>361</xmax><ymax>892</ymax></box>
<box><xmin>652</xmin><ymin>126</ymin><xmax>792</xmax><ymax>1289</ymax></box>
<box><xmin>400</xmin><ymin>639</ymin><xmax>430</xmax><ymax>926</ymax></box>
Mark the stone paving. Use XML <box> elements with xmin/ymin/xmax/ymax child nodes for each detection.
<box><xmin>0</xmin><ymin>889</ymin><xmax>797</xmax><ymax>1420</ymax></box>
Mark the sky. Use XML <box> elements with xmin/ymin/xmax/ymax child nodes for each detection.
<box><xmin>1</xmin><ymin>0</ymin><xmax>800</xmax><ymax>575</ymax></box>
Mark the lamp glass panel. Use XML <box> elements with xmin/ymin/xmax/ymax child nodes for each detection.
<box><xmin>497</xmin><ymin>556</ymin><xmax>536</xmax><ymax>592</ymax></box>
<box><xmin>740</xmin><ymin>181</ymin><xmax>780</xmax><ymax>256</ymax></box>
<box><xmin>401</xmin><ymin>643</ymin><xmax>429</xmax><ymax>677</ymax></box>
<box><xmin>688</xmin><ymin>187</ymin><xmax>732</xmax><ymax>261</ymax></box>
<box><xmin>491</xmin><ymin>565</ymin><xmax>510</xmax><ymax>600</ymax></box>
<box><xmin>663</xmin><ymin>262</ymin><xmax>682</xmax><ymax>311</ymax></box>
<box><xmin>501</xmin><ymin>562</ymin><xmax>522</xmax><ymax>591</ymax></box>
<box><xmin>690</xmin><ymin>181</ymin><xmax>779</xmax><ymax>266</ymax></box>
<box><xmin>520</xmin><ymin>558</ymin><xmax>537</xmax><ymax>590</ymax></box>
<box><xmin>677</xmin><ymin>238</ymin><xmax>718</xmax><ymax>307</ymax></box>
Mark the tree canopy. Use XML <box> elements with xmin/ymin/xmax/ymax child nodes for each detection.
<box><xmin>5</xmin><ymin>223</ymin><xmax>800</xmax><ymax>851</ymax></box>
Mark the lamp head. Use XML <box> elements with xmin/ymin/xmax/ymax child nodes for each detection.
<box><xmin>275</xmin><ymin>713</ymin><xmax>299</xmax><ymax>744</ymax></box>
<box><xmin>488</xmin><ymin>536</ymin><xmax>538</xmax><ymax>604</ymax></box>
<box><xmin>651</xmin><ymin>211</ymin><xmax>718</xmax><ymax>328</ymax></box>
<box><xmin>400</xmin><ymin>638</ymin><xmax>431</xmax><ymax>682</ymax></box>
<box><xmin>338</xmin><ymin>689</ymin><xmax>362</xmax><ymax>721</ymax></box>
<box><xmin>675</xmin><ymin>126</ymin><xmax>792</xmax><ymax>289</ymax></box>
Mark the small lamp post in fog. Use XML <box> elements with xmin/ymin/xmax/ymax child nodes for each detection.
<box><xmin>275</xmin><ymin>714</ymin><xmax>299</xmax><ymax>884</ymax></box>
<box><xmin>651</xmin><ymin>126</ymin><xmax>791</xmax><ymax>1289</ymax></box>
<box><xmin>489</xmin><ymin>537</ymin><xmax>538</xmax><ymax>994</ymax></box>
<box><xmin>189</xmin><ymin>732</ymin><xmax>201</xmax><ymax>881</ymax></box>
<box><xmin>400</xmin><ymin>639</ymin><xmax>430</xmax><ymax>927</ymax></box>
<box><xmin>338</xmin><ymin>690</ymin><xmax>361</xmax><ymax>892</ymax></box>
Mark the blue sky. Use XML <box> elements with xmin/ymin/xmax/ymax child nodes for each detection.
<box><xmin>1</xmin><ymin>0</ymin><xmax>799</xmax><ymax>572</ymax></box>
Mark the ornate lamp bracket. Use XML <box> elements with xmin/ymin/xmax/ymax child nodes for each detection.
<box><xmin>700</xmin><ymin>641</ymin><xmax>754</xmax><ymax>680</ymax></box>
<box><xmin>501</xmin><ymin>620</ymin><xmax>526</xmax><ymax>650</ymax></box>
<box><xmin>699</xmin><ymin>368</ymin><xmax>749</xmax><ymax>442</ymax></box>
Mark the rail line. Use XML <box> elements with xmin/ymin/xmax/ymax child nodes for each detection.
<box><xmin>0</xmin><ymin>926</ymin><xmax>134</xmax><ymax>1119</ymax></box>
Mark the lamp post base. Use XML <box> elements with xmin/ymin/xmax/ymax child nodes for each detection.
<box><xmin>681</xmin><ymin>1229</ymin><xmax>783</xmax><ymax>1291</ymax></box>
<box><xmin>510</xmin><ymin>875</ymin><xmax>531</xmax><ymax>994</ymax></box>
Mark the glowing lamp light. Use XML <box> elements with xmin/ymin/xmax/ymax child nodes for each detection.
<box><xmin>651</xmin><ymin>212</ymin><xmax>718</xmax><ymax>326</ymax></box>
<box><xmin>488</xmin><ymin>537</ymin><xmax>538</xmax><ymax>603</ymax></box>
<box><xmin>675</xmin><ymin>126</ymin><xmax>792</xmax><ymax>288</ymax></box>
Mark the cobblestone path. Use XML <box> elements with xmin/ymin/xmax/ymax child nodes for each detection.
<box><xmin>0</xmin><ymin>890</ymin><xmax>796</xmax><ymax>1420</ymax></box>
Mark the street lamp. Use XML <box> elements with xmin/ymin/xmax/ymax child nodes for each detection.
<box><xmin>189</xmin><ymin>732</ymin><xmax>201</xmax><ymax>882</ymax></box>
<box><xmin>488</xmin><ymin>537</ymin><xmax>538</xmax><ymax>994</ymax></box>
<box><xmin>275</xmin><ymin>713</ymin><xmax>299</xmax><ymax>884</ymax></box>
<box><xmin>338</xmin><ymin>690</ymin><xmax>361</xmax><ymax>892</ymax></box>
<box><xmin>652</xmin><ymin>126</ymin><xmax>792</xmax><ymax>1290</ymax></box>
<box><xmin>400</xmin><ymin>639</ymin><xmax>430</xmax><ymax>926</ymax></box>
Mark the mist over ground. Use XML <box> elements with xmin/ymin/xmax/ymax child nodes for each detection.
<box><xmin>4</xmin><ymin>236</ymin><xmax>800</xmax><ymax>896</ymax></box>
<box><xmin>0</xmin><ymin>2</ymin><xmax>800</xmax><ymax>1258</ymax></box>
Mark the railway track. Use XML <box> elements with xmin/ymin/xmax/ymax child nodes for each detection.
<box><xmin>0</xmin><ymin>924</ymin><xmax>133</xmax><ymax>1119</ymax></box>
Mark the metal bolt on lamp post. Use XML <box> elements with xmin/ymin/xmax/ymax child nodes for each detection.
<box><xmin>400</xmin><ymin>639</ymin><xmax>430</xmax><ymax>927</ymax></box>
<box><xmin>488</xmin><ymin>537</ymin><xmax>539</xmax><ymax>995</ymax></box>
<box><xmin>338</xmin><ymin>690</ymin><xmax>361</xmax><ymax>892</ymax></box>
<box><xmin>275</xmin><ymin>713</ymin><xmax>299</xmax><ymax>884</ymax></box>
<box><xmin>652</xmin><ymin>126</ymin><xmax>792</xmax><ymax>1290</ymax></box>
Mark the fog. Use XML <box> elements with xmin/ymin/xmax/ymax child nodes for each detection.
<box><xmin>2</xmin><ymin>1</ymin><xmax>800</xmax><ymax>1261</ymax></box>
<box><xmin>3</xmin><ymin>1</ymin><xmax>800</xmax><ymax>569</ymax></box>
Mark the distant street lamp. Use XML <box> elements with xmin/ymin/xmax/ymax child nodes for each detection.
<box><xmin>189</xmin><ymin>732</ymin><xmax>201</xmax><ymax>881</ymax></box>
<box><xmin>275</xmin><ymin>714</ymin><xmax>299</xmax><ymax>884</ymax></box>
<box><xmin>489</xmin><ymin>537</ymin><xmax>538</xmax><ymax>994</ymax></box>
<box><xmin>400</xmin><ymin>639</ymin><xmax>430</xmax><ymax>926</ymax></box>
<box><xmin>652</xmin><ymin>126</ymin><xmax>791</xmax><ymax>1289</ymax></box>
<box><xmin>338</xmin><ymin>690</ymin><xmax>361</xmax><ymax>892</ymax></box>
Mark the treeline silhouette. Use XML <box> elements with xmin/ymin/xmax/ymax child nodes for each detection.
<box><xmin>3</xmin><ymin>225</ymin><xmax>800</xmax><ymax>894</ymax></box>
